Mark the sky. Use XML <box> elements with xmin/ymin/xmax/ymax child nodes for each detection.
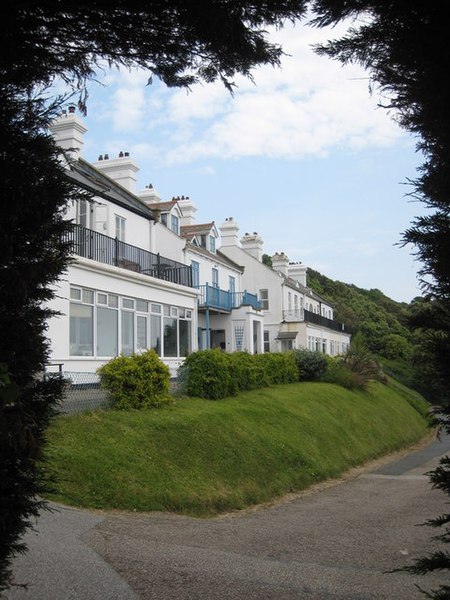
<box><xmin>77</xmin><ymin>18</ymin><xmax>426</xmax><ymax>304</ymax></box>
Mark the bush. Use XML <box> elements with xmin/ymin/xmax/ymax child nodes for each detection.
<box><xmin>323</xmin><ymin>358</ymin><xmax>367</xmax><ymax>390</ymax></box>
<box><xmin>254</xmin><ymin>352</ymin><xmax>298</xmax><ymax>384</ymax></box>
<box><xmin>177</xmin><ymin>349</ymin><xmax>235</xmax><ymax>399</ymax></box>
<box><xmin>228</xmin><ymin>352</ymin><xmax>268</xmax><ymax>391</ymax></box>
<box><xmin>339</xmin><ymin>332</ymin><xmax>387</xmax><ymax>389</ymax></box>
<box><xmin>98</xmin><ymin>350</ymin><xmax>171</xmax><ymax>409</ymax></box>
<box><xmin>292</xmin><ymin>349</ymin><xmax>328</xmax><ymax>381</ymax></box>
<box><xmin>178</xmin><ymin>350</ymin><xmax>298</xmax><ymax>399</ymax></box>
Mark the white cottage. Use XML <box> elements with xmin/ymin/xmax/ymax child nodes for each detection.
<box><xmin>46</xmin><ymin>109</ymin><xmax>199</xmax><ymax>378</ymax></box>
<box><xmin>219</xmin><ymin>217</ymin><xmax>351</xmax><ymax>355</ymax></box>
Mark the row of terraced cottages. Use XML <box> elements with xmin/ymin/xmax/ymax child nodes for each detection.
<box><xmin>46</xmin><ymin>109</ymin><xmax>351</xmax><ymax>379</ymax></box>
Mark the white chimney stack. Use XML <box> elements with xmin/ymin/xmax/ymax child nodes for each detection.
<box><xmin>49</xmin><ymin>106</ymin><xmax>87</xmax><ymax>161</ymax></box>
<box><xmin>287</xmin><ymin>262</ymin><xmax>307</xmax><ymax>287</ymax></box>
<box><xmin>272</xmin><ymin>252</ymin><xmax>289</xmax><ymax>277</ymax></box>
<box><xmin>137</xmin><ymin>183</ymin><xmax>162</xmax><ymax>206</ymax></box>
<box><xmin>219</xmin><ymin>217</ymin><xmax>239</xmax><ymax>247</ymax></box>
<box><xmin>93</xmin><ymin>152</ymin><xmax>139</xmax><ymax>193</ymax></box>
<box><xmin>177</xmin><ymin>196</ymin><xmax>197</xmax><ymax>226</ymax></box>
<box><xmin>240</xmin><ymin>231</ymin><xmax>264</xmax><ymax>261</ymax></box>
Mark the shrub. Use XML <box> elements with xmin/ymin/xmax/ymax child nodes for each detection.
<box><xmin>97</xmin><ymin>350</ymin><xmax>171</xmax><ymax>409</ymax></box>
<box><xmin>339</xmin><ymin>332</ymin><xmax>387</xmax><ymax>389</ymax></box>
<box><xmin>178</xmin><ymin>350</ymin><xmax>298</xmax><ymax>399</ymax></box>
<box><xmin>177</xmin><ymin>349</ymin><xmax>235</xmax><ymax>399</ymax></box>
<box><xmin>324</xmin><ymin>358</ymin><xmax>367</xmax><ymax>390</ymax></box>
<box><xmin>292</xmin><ymin>349</ymin><xmax>328</xmax><ymax>381</ymax></box>
<box><xmin>254</xmin><ymin>352</ymin><xmax>298</xmax><ymax>384</ymax></box>
<box><xmin>228</xmin><ymin>352</ymin><xmax>268</xmax><ymax>391</ymax></box>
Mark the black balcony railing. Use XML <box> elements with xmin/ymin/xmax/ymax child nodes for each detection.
<box><xmin>67</xmin><ymin>224</ymin><xmax>193</xmax><ymax>287</ymax></box>
<box><xmin>303</xmin><ymin>309</ymin><xmax>350</xmax><ymax>333</ymax></box>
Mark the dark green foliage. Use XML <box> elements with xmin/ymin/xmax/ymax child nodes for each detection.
<box><xmin>1</xmin><ymin>2</ymin><xmax>308</xmax><ymax>96</ymax></box>
<box><xmin>178</xmin><ymin>350</ymin><xmax>236</xmax><ymax>399</ymax></box>
<box><xmin>253</xmin><ymin>352</ymin><xmax>298</xmax><ymax>385</ymax></box>
<box><xmin>323</xmin><ymin>359</ymin><xmax>366</xmax><ymax>391</ymax></box>
<box><xmin>98</xmin><ymin>351</ymin><xmax>171</xmax><ymax>410</ymax></box>
<box><xmin>292</xmin><ymin>348</ymin><xmax>328</xmax><ymax>381</ymax></box>
<box><xmin>178</xmin><ymin>350</ymin><xmax>297</xmax><ymax>399</ymax></box>
<box><xmin>0</xmin><ymin>92</ymin><xmax>77</xmax><ymax>591</ymax></box>
<box><xmin>228</xmin><ymin>352</ymin><xmax>268</xmax><ymax>391</ymax></box>
<box><xmin>340</xmin><ymin>332</ymin><xmax>387</xmax><ymax>387</ymax></box>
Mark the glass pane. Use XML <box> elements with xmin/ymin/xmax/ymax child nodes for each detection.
<box><xmin>163</xmin><ymin>316</ymin><xmax>177</xmax><ymax>357</ymax></box>
<box><xmin>97</xmin><ymin>307</ymin><xmax>118</xmax><ymax>357</ymax></box>
<box><xmin>122</xmin><ymin>298</ymin><xmax>134</xmax><ymax>310</ymax></box>
<box><xmin>70</xmin><ymin>303</ymin><xmax>93</xmax><ymax>356</ymax></box>
<box><xmin>70</xmin><ymin>287</ymin><xmax>81</xmax><ymax>301</ymax></box>
<box><xmin>137</xmin><ymin>315</ymin><xmax>147</xmax><ymax>350</ymax></box>
<box><xmin>136</xmin><ymin>300</ymin><xmax>148</xmax><ymax>312</ymax></box>
<box><xmin>121</xmin><ymin>310</ymin><xmax>134</xmax><ymax>356</ymax></box>
<box><xmin>82</xmin><ymin>289</ymin><xmax>94</xmax><ymax>304</ymax></box>
<box><xmin>179</xmin><ymin>319</ymin><xmax>191</xmax><ymax>357</ymax></box>
<box><xmin>151</xmin><ymin>304</ymin><xmax>161</xmax><ymax>314</ymax></box>
<box><xmin>109</xmin><ymin>294</ymin><xmax>118</xmax><ymax>308</ymax></box>
<box><xmin>97</xmin><ymin>293</ymin><xmax>108</xmax><ymax>305</ymax></box>
<box><xmin>150</xmin><ymin>314</ymin><xmax>161</xmax><ymax>356</ymax></box>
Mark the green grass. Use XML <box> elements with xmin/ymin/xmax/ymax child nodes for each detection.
<box><xmin>44</xmin><ymin>380</ymin><xmax>432</xmax><ymax>517</ymax></box>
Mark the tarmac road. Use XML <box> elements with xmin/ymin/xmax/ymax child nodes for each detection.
<box><xmin>5</xmin><ymin>433</ymin><xmax>450</xmax><ymax>600</ymax></box>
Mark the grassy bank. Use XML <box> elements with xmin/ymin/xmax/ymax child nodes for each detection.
<box><xmin>45</xmin><ymin>380</ymin><xmax>431</xmax><ymax>517</ymax></box>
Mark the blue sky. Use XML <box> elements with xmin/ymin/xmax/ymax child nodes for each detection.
<box><xmin>77</xmin><ymin>20</ymin><xmax>425</xmax><ymax>303</ymax></box>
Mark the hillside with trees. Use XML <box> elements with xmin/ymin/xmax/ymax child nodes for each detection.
<box><xmin>306</xmin><ymin>268</ymin><xmax>416</xmax><ymax>385</ymax></box>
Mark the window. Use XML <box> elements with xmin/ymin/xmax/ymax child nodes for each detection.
<box><xmin>115</xmin><ymin>215</ymin><xmax>126</xmax><ymax>241</ymax></box>
<box><xmin>259</xmin><ymin>289</ymin><xmax>269</xmax><ymax>310</ymax></box>
<box><xmin>191</xmin><ymin>261</ymin><xmax>200</xmax><ymax>287</ymax></box>
<box><xmin>171</xmin><ymin>214</ymin><xmax>179</xmax><ymax>235</ymax></box>
<box><xmin>121</xmin><ymin>310</ymin><xmax>134</xmax><ymax>356</ymax></box>
<box><xmin>288</xmin><ymin>292</ymin><xmax>292</xmax><ymax>311</ymax></box>
<box><xmin>263</xmin><ymin>330</ymin><xmax>270</xmax><ymax>353</ymax></box>
<box><xmin>69</xmin><ymin>288</ymin><xmax>191</xmax><ymax>359</ymax></box>
<box><xmin>70</xmin><ymin>303</ymin><xmax>93</xmax><ymax>356</ymax></box>
<box><xmin>137</xmin><ymin>315</ymin><xmax>148</xmax><ymax>350</ymax></box>
<box><xmin>77</xmin><ymin>199</ymin><xmax>90</xmax><ymax>228</ymax></box>
<box><xmin>212</xmin><ymin>267</ymin><xmax>219</xmax><ymax>288</ymax></box>
<box><xmin>228</xmin><ymin>276</ymin><xmax>236</xmax><ymax>294</ymax></box>
<box><xmin>97</xmin><ymin>306</ymin><xmax>118</xmax><ymax>356</ymax></box>
<box><xmin>209</xmin><ymin>235</ymin><xmax>216</xmax><ymax>253</ymax></box>
<box><xmin>163</xmin><ymin>315</ymin><xmax>177</xmax><ymax>357</ymax></box>
<box><xmin>160</xmin><ymin>213</ymin><xmax>168</xmax><ymax>227</ymax></box>
<box><xmin>200</xmin><ymin>234</ymin><xmax>207</xmax><ymax>248</ymax></box>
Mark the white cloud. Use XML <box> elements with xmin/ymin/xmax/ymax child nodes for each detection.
<box><xmin>88</xmin><ymin>20</ymin><xmax>405</xmax><ymax>165</ymax></box>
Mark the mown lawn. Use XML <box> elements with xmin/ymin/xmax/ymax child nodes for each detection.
<box><xmin>44</xmin><ymin>380</ymin><xmax>432</xmax><ymax>516</ymax></box>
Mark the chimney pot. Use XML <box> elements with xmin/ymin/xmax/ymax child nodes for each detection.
<box><xmin>98</xmin><ymin>155</ymin><xmax>103</xmax><ymax>161</ymax></box>
<box><xmin>119</xmin><ymin>151</ymin><xmax>124</xmax><ymax>158</ymax></box>
<box><xmin>104</xmin><ymin>154</ymin><xmax>109</xmax><ymax>160</ymax></box>
<box><xmin>124</xmin><ymin>151</ymin><xmax>130</xmax><ymax>157</ymax></box>
<box><xmin>68</xmin><ymin>106</ymin><xmax>76</xmax><ymax>114</ymax></box>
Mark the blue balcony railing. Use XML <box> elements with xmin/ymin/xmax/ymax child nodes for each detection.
<box><xmin>197</xmin><ymin>284</ymin><xmax>261</xmax><ymax>312</ymax></box>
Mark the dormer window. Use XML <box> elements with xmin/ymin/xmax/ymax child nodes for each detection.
<box><xmin>209</xmin><ymin>235</ymin><xmax>216</xmax><ymax>253</ymax></box>
<box><xmin>171</xmin><ymin>214</ymin><xmax>179</xmax><ymax>235</ymax></box>
<box><xmin>160</xmin><ymin>213</ymin><xmax>168</xmax><ymax>227</ymax></box>
<box><xmin>200</xmin><ymin>234</ymin><xmax>207</xmax><ymax>249</ymax></box>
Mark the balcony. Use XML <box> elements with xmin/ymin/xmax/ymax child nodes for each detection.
<box><xmin>282</xmin><ymin>308</ymin><xmax>349</xmax><ymax>333</ymax></box>
<box><xmin>67</xmin><ymin>224</ymin><xmax>193</xmax><ymax>287</ymax></box>
<box><xmin>197</xmin><ymin>284</ymin><xmax>261</xmax><ymax>312</ymax></box>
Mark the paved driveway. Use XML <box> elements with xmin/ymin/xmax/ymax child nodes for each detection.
<box><xmin>5</xmin><ymin>434</ymin><xmax>450</xmax><ymax>600</ymax></box>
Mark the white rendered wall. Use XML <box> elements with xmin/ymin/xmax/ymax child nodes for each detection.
<box><xmin>46</xmin><ymin>258</ymin><xmax>199</xmax><ymax>377</ymax></box>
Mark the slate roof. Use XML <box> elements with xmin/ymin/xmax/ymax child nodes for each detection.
<box><xmin>67</xmin><ymin>158</ymin><xmax>154</xmax><ymax>220</ymax></box>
